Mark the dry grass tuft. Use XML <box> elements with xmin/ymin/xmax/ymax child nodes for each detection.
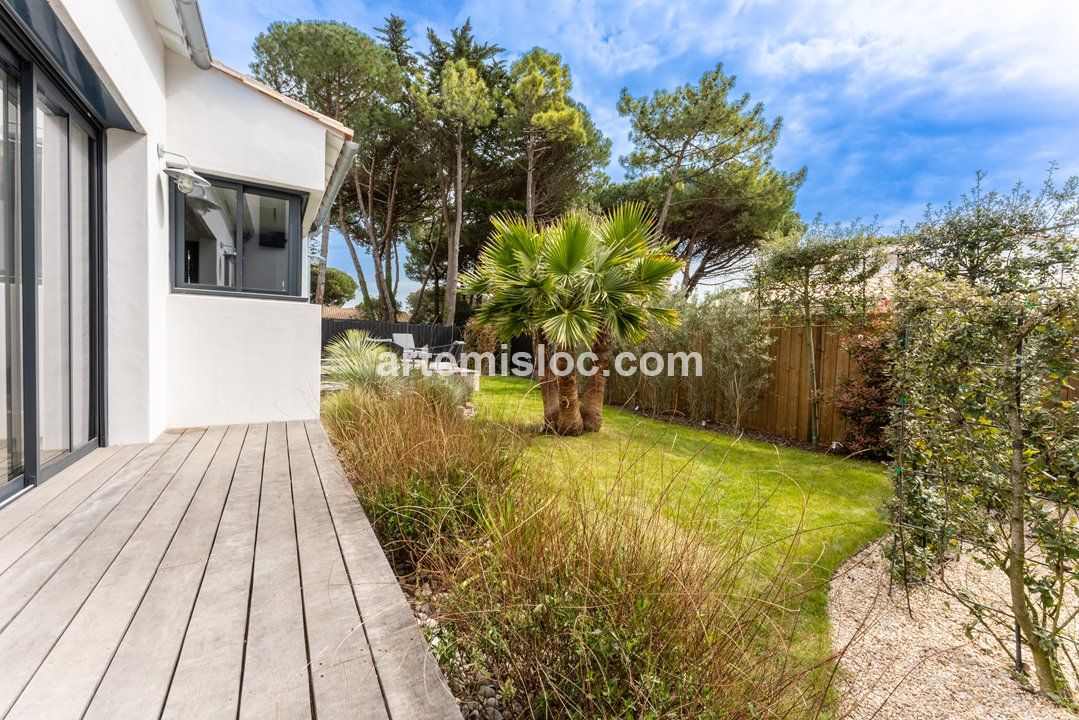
<box><xmin>324</xmin><ymin>386</ymin><xmax>847</xmax><ymax>719</ymax></box>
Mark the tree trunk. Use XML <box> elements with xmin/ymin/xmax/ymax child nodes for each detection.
<box><xmin>410</xmin><ymin>226</ymin><xmax>441</xmax><ymax>323</ymax></box>
<box><xmin>553</xmin><ymin>351</ymin><xmax>583</xmax><ymax>436</ymax></box>
<box><xmin>656</xmin><ymin>145</ymin><xmax>687</xmax><ymax>236</ymax></box>
<box><xmin>1005</xmin><ymin>337</ymin><xmax>1071</xmax><ymax>700</ymax></box>
<box><xmin>525</xmin><ymin>132</ymin><xmax>535</xmax><ymax>225</ymax></box>
<box><xmin>314</xmin><ymin>217</ymin><xmax>331</xmax><ymax>304</ymax></box>
<box><xmin>337</xmin><ymin>206</ymin><xmax>374</xmax><ymax>320</ymax></box>
<box><xmin>580</xmin><ymin>331</ymin><xmax>611</xmax><ymax>432</ymax></box>
<box><xmin>534</xmin><ymin>333</ymin><xmax>560</xmax><ymax>430</ymax></box>
<box><xmin>444</xmin><ymin>127</ymin><xmax>464</xmax><ymax>327</ymax></box>
<box><xmin>352</xmin><ymin>168</ymin><xmax>394</xmax><ymax>321</ymax></box>
<box><xmin>680</xmin><ymin>236</ymin><xmax>695</xmax><ymax>292</ymax></box>
<box><xmin>803</xmin><ymin>276</ymin><xmax>819</xmax><ymax>447</ymax></box>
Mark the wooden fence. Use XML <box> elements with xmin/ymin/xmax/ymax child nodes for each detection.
<box><xmin>740</xmin><ymin>325</ymin><xmax>855</xmax><ymax>446</ymax></box>
<box><xmin>320</xmin><ymin>319</ymin><xmax>462</xmax><ymax>353</ymax></box>
<box><xmin>605</xmin><ymin>324</ymin><xmax>857</xmax><ymax>447</ymax></box>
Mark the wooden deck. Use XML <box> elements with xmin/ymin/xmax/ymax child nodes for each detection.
<box><xmin>0</xmin><ymin>421</ymin><xmax>459</xmax><ymax>720</ymax></box>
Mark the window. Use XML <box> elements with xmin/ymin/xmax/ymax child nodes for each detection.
<box><xmin>171</xmin><ymin>177</ymin><xmax>304</xmax><ymax>297</ymax></box>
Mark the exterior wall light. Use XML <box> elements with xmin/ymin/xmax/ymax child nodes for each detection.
<box><xmin>157</xmin><ymin>143</ymin><xmax>210</xmax><ymax>194</ymax></box>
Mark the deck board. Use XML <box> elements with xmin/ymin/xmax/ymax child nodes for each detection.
<box><xmin>0</xmin><ymin>445</ymin><xmax>120</xmax><ymax>541</ymax></box>
<box><xmin>0</xmin><ymin>435</ymin><xmax>181</xmax><ymax>632</ymax></box>
<box><xmin>8</xmin><ymin>427</ymin><xmax>228</xmax><ymax>720</ymax></box>
<box><xmin>0</xmin><ymin>429</ymin><xmax>202</xmax><ymax>717</ymax></box>
<box><xmin>287</xmin><ymin>421</ymin><xmax>389</xmax><ymax>720</ymax></box>
<box><xmin>82</xmin><ymin>425</ymin><xmax>247</xmax><ymax>720</ymax></box>
<box><xmin>161</xmin><ymin>424</ymin><xmax>268</xmax><ymax>720</ymax></box>
<box><xmin>239</xmin><ymin>422</ymin><xmax>313</xmax><ymax>720</ymax></box>
<box><xmin>0</xmin><ymin>445</ymin><xmax>133</xmax><ymax>575</ymax></box>
<box><xmin>0</xmin><ymin>421</ymin><xmax>458</xmax><ymax>720</ymax></box>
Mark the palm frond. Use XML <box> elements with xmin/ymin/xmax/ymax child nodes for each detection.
<box><xmin>540</xmin><ymin>304</ymin><xmax>600</xmax><ymax>349</ymax></box>
<box><xmin>542</xmin><ymin>213</ymin><xmax>595</xmax><ymax>281</ymax></box>
<box><xmin>634</xmin><ymin>254</ymin><xmax>683</xmax><ymax>295</ymax></box>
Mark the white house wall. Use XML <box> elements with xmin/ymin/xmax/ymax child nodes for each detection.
<box><xmin>164</xmin><ymin>52</ymin><xmax>329</xmax><ymax>199</ymax></box>
<box><xmin>47</xmin><ymin>0</ymin><xmax>331</xmax><ymax>442</ymax></box>
<box><xmin>165</xmin><ymin>294</ymin><xmax>321</xmax><ymax>428</ymax></box>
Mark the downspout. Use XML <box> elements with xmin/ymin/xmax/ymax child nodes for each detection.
<box><xmin>310</xmin><ymin>140</ymin><xmax>359</xmax><ymax>239</ymax></box>
<box><xmin>176</xmin><ymin>0</ymin><xmax>212</xmax><ymax>70</ymax></box>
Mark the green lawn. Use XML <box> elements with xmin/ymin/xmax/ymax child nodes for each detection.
<box><xmin>475</xmin><ymin>375</ymin><xmax>891</xmax><ymax>658</ymax></box>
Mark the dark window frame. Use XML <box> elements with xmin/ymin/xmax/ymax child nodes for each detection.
<box><xmin>169</xmin><ymin>175</ymin><xmax>308</xmax><ymax>300</ymax></box>
<box><xmin>0</xmin><ymin>5</ymin><xmax>108</xmax><ymax>503</ymax></box>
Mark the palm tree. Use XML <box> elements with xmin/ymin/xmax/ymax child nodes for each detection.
<box><xmin>576</xmin><ymin>204</ymin><xmax>681</xmax><ymax>431</ymax></box>
<box><xmin>465</xmin><ymin>203</ymin><xmax>681</xmax><ymax>435</ymax></box>
<box><xmin>461</xmin><ymin>216</ymin><xmax>564</xmax><ymax>430</ymax></box>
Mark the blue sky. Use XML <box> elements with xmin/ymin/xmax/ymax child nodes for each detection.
<box><xmin>201</xmin><ymin>0</ymin><xmax>1079</xmax><ymax>304</ymax></box>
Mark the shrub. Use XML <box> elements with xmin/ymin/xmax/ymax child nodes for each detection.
<box><xmin>324</xmin><ymin>388</ymin><xmax>842</xmax><ymax>719</ymax></box>
<box><xmin>607</xmin><ymin>291</ymin><xmax>773</xmax><ymax>429</ymax></box>
<box><xmin>463</xmin><ymin>317</ymin><xmax>499</xmax><ymax>355</ymax></box>
<box><xmin>322</xmin><ymin>329</ymin><xmax>400</xmax><ymax>390</ymax></box>
<box><xmin>830</xmin><ymin>304</ymin><xmax>895</xmax><ymax>458</ymax></box>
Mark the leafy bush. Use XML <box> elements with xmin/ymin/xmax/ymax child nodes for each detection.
<box><xmin>607</xmin><ymin>291</ymin><xmax>773</xmax><ymax>428</ymax></box>
<box><xmin>324</xmin><ymin>387</ymin><xmax>842</xmax><ymax>719</ymax></box>
<box><xmin>830</xmin><ymin>304</ymin><xmax>895</xmax><ymax>458</ymax></box>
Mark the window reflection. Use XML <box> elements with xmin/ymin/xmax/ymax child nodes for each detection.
<box><xmin>181</xmin><ymin>183</ymin><xmax>238</xmax><ymax>288</ymax></box>
<box><xmin>242</xmin><ymin>192</ymin><xmax>290</xmax><ymax>293</ymax></box>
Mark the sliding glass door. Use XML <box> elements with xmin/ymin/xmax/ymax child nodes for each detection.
<box><xmin>0</xmin><ymin>36</ymin><xmax>101</xmax><ymax>503</ymax></box>
<box><xmin>36</xmin><ymin>93</ymin><xmax>93</xmax><ymax>466</ymax></box>
<box><xmin>0</xmin><ymin>63</ymin><xmax>21</xmax><ymax>499</ymax></box>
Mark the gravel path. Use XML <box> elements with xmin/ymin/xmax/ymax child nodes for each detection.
<box><xmin>829</xmin><ymin>541</ymin><xmax>1075</xmax><ymax>720</ymax></box>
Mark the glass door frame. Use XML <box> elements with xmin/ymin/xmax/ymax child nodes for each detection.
<box><xmin>0</xmin><ymin>18</ymin><xmax>106</xmax><ymax>504</ymax></box>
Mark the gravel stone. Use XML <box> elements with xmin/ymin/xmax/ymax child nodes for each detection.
<box><xmin>830</xmin><ymin>540</ymin><xmax>1074</xmax><ymax>720</ymax></box>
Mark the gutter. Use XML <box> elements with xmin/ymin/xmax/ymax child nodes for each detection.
<box><xmin>176</xmin><ymin>0</ymin><xmax>212</xmax><ymax>70</ymax></box>
<box><xmin>310</xmin><ymin>140</ymin><xmax>359</xmax><ymax>237</ymax></box>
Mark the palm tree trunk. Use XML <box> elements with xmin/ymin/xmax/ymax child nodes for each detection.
<box><xmin>553</xmin><ymin>351</ymin><xmax>583</xmax><ymax>436</ymax></box>
<box><xmin>534</xmin><ymin>333</ymin><xmax>560</xmax><ymax>430</ymax></box>
<box><xmin>580</xmin><ymin>331</ymin><xmax>610</xmax><ymax>432</ymax></box>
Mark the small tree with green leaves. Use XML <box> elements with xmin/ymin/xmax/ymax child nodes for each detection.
<box><xmin>752</xmin><ymin>223</ymin><xmax>886</xmax><ymax>447</ymax></box>
<box><xmin>891</xmin><ymin>172</ymin><xmax>1079</xmax><ymax>702</ymax></box>
<box><xmin>310</xmin><ymin>266</ymin><xmax>358</xmax><ymax>306</ymax></box>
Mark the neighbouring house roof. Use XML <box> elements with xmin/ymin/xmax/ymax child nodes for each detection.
<box><xmin>210</xmin><ymin>63</ymin><xmax>354</xmax><ymax>141</ymax></box>
<box><xmin>321</xmin><ymin>306</ymin><xmax>362</xmax><ymax>319</ymax></box>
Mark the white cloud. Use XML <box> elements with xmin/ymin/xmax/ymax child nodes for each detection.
<box><xmin>198</xmin><ymin>0</ymin><xmax>1079</xmax><ymax>225</ymax></box>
